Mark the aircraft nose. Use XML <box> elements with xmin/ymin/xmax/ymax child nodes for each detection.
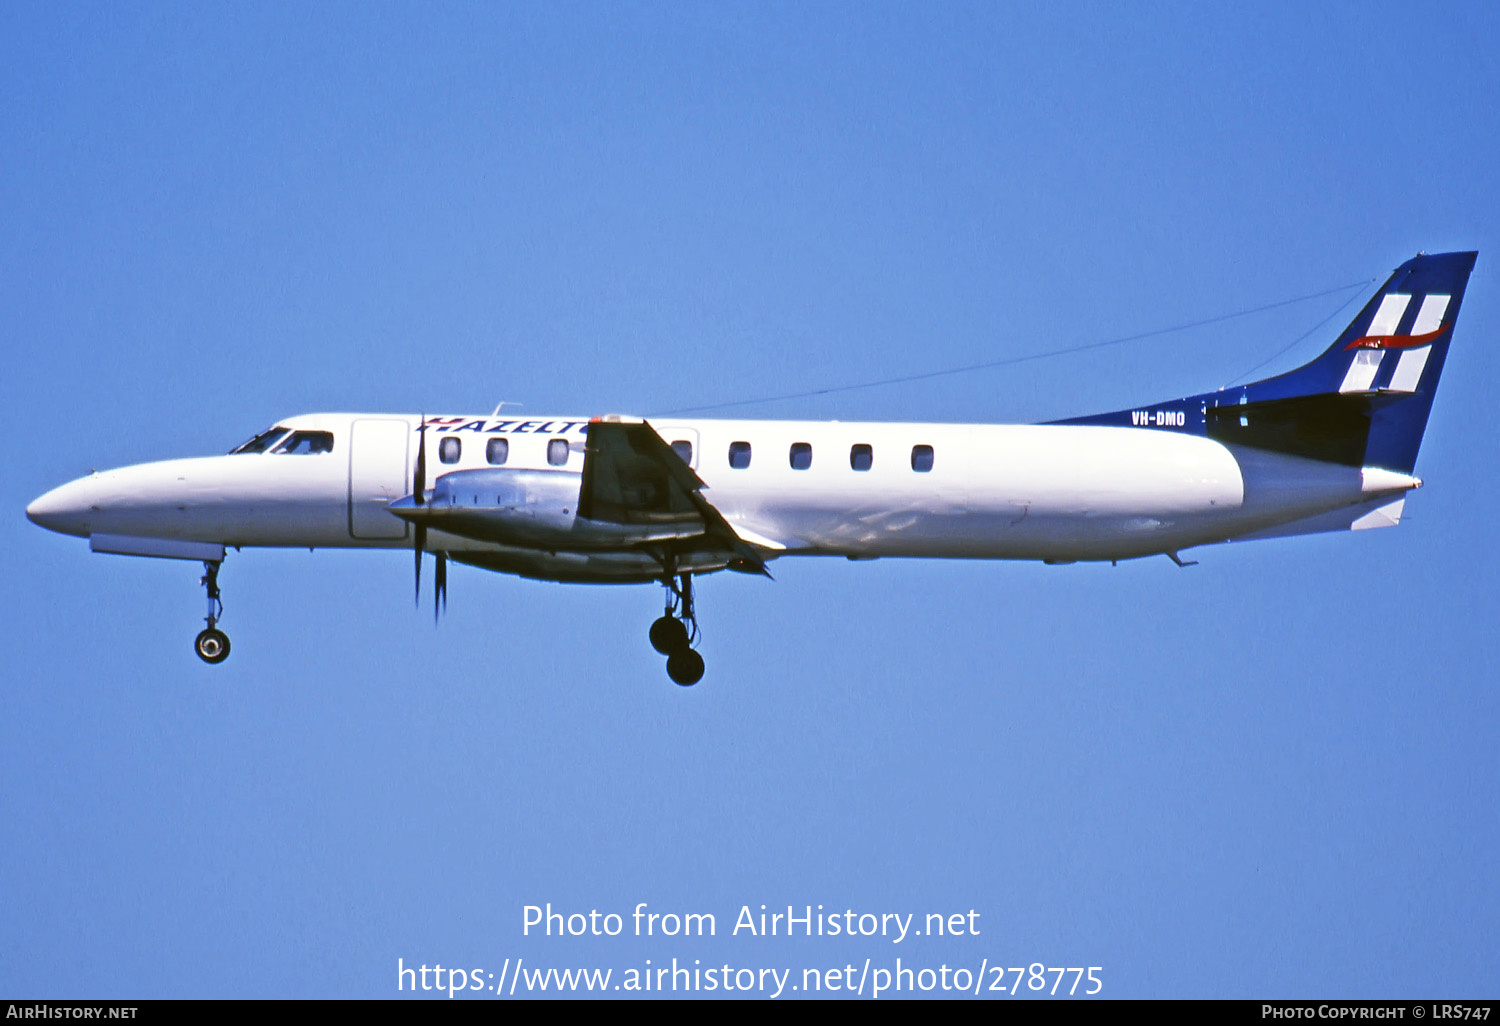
<box><xmin>26</xmin><ymin>477</ymin><xmax>96</xmax><ymax>537</ymax></box>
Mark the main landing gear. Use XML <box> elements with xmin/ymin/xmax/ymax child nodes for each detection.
<box><xmin>193</xmin><ymin>560</ymin><xmax>230</xmax><ymax>664</ymax></box>
<box><xmin>650</xmin><ymin>571</ymin><xmax>705</xmax><ymax>686</ymax></box>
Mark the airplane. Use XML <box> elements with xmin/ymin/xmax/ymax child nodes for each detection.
<box><xmin>26</xmin><ymin>250</ymin><xmax>1476</xmax><ymax>686</ymax></box>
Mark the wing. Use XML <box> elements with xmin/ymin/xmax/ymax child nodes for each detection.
<box><xmin>579</xmin><ymin>416</ymin><xmax>773</xmax><ymax>576</ymax></box>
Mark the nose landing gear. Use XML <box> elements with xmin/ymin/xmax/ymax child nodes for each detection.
<box><xmin>193</xmin><ymin>560</ymin><xmax>230</xmax><ymax>664</ymax></box>
<box><xmin>651</xmin><ymin>571</ymin><xmax>705</xmax><ymax>686</ymax></box>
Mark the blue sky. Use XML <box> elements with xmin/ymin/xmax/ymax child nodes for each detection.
<box><xmin>3</xmin><ymin>1</ymin><xmax>1496</xmax><ymax>999</ymax></box>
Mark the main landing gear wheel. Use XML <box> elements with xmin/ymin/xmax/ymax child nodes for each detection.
<box><xmin>653</xmin><ymin>569</ymin><xmax>705</xmax><ymax>686</ymax></box>
<box><xmin>650</xmin><ymin>615</ymin><xmax>690</xmax><ymax>655</ymax></box>
<box><xmin>195</xmin><ymin>628</ymin><xmax>230</xmax><ymax>664</ymax></box>
<box><xmin>194</xmin><ymin>559</ymin><xmax>231</xmax><ymax>664</ymax></box>
<box><xmin>666</xmin><ymin>648</ymin><xmax>705</xmax><ymax>686</ymax></box>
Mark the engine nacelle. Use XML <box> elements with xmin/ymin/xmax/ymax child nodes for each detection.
<box><xmin>411</xmin><ymin>468</ymin><xmax>705</xmax><ymax>550</ymax></box>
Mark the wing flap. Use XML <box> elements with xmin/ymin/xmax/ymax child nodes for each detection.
<box><xmin>580</xmin><ymin>418</ymin><xmax>771</xmax><ymax>574</ymax></box>
<box><xmin>578</xmin><ymin>418</ymin><xmax>704</xmax><ymax>527</ymax></box>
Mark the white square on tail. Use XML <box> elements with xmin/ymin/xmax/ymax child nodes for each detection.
<box><xmin>1387</xmin><ymin>346</ymin><xmax>1431</xmax><ymax>393</ymax></box>
<box><xmin>1367</xmin><ymin>293</ymin><xmax>1413</xmax><ymax>337</ymax></box>
<box><xmin>1411</xmin><ymin>294</ymin><xmax>1450</xmax><ymax>335</ymax></box>
<box><xmin>1339</xmin><ymin>349</ymin><xmax>1384</xmax><ymax>393</ymax></box>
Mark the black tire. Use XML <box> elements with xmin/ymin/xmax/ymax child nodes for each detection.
<box><xmin>666</xmin><ymin>648</ymin><xmax>705</xmax><ymax>687</ymax></box>
<box><xmin>194</xmin><ymin>628</ymin><xmax>231</xmax><ymax>664</ymax></box>
<box><xmin>649</xmin><ymin>615</ymin><xmax>690</xmax><ymax>655</ymax></box>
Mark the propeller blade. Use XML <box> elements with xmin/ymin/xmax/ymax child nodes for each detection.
<box><xmin>434</xmin><ymin>553</ymin><xmax>447</xmax><ymax>623</ymax></box>
<box><xmin>413</xmin><ymin>415</ymin><xmax>429</xmax><ymax>608</ymax></box>
<box><xmin>414</xmin><ymin>416</ymin><xmax>428</xmax><ymax>505</ymax></box>
<box><xmin>414</xmin><ymin>522</ymin><xmax>426</xmax><ymax>607</ymax></box>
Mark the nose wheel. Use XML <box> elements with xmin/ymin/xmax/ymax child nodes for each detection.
<box><xmin>194</xmin><ymin>560</ymin><xmax>231</xmax><ymax>664</ymax></box>
<box><xmin>652</xmin><ymin>571</ymin><xmax>705</xmax><ymax>686</ymax></box>
<box><xmin>195</xmin><ymin>627</ymin><xmax>230</xmax><ymax>663</ymax></box>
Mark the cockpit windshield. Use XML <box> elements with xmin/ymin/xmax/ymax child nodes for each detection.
<box><xmin>271</xmin><ymin>430</ymin><xmax>335</xmax><ymax>455</ymax></box>
<box><xmin>229</xmin><ymin>426</ymin><xmax>291</xmax><ymax>454</ymax></box>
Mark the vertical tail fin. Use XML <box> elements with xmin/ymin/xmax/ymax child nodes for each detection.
<box><xmin>1232</xmin><ymin>250</ymin><xmax>1476</xmax><ymax>471</ymax></box>
<box><xmin>1059</xmin><ymin>251</ymin><xmax>1477</xmax><ymax>474</ymax></box>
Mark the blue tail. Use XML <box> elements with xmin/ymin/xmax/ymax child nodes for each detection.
<box><xmin>1057</xmin><ymin>251</ymin><xmax>1478</xmax><ymax>473</ymax></box>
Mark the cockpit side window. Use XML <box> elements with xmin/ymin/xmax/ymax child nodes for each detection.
<box><xmin>271</xmin><ymin>430</ymin><xmax>335</xmax><ymax>455</ymax></box>
<box><xmin>230</xmin><ymin>426</ymin><xmax>291</xmax><ymax>454</ymax></box>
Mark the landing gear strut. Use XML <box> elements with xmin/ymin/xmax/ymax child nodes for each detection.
<box><xmin>651</xmin><ymin>571</ymin><xmax>704</xmax><ymax>686</ymax></box>
<box><xmin>194</xmin><ymin>560</ymin><xmax>230</xmax><ymax>664</ymax></box>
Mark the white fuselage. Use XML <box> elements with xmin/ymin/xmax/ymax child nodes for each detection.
<box><xmin>26</xmin><ymin>412</ymin><xmax>1418</xmax><ymax>580</ymax></box>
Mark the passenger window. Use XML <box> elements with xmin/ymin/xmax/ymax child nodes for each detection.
<box><xmin>789</xmin><ymin>442</ymin><xmax>812</xmax><ymax>470</ymax></box>
<box><xmin>850</xmin><ymin>443</ymin><xmax>873</xmax><ymax>471</ymax></box>
<box><xmin>728</xmin><ymin>441</ymin><xmax>752</xmax><ymax>469</ymax></box>
<box><xmin>671</xmin><ymin>440</ymin><xmax>693</xmax><ymax>464</ymax></box>
<box><xmin>486</xmin><ymin>438</ymin><xmax>509</xmax><ymax>465</ymax></box>
<box><xmin>439</xmin><ymin>437</ymin><xmax>461</xmax><ymax>464</ymax></box>
<box><xmin>911</xmin><ymin>444</ymin><xmax>935</xmax><ymax>472</ymax></box>
<box><xmin>547</xmin><ymin>438</ymin><xmax>570</xmax><ymax>466</ymax></box>
<box><xmin>272</xmin><ymin>430</ymin><xmax>335</xmax><ymax>455</ymax></box>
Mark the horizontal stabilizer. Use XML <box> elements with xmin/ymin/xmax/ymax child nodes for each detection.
<box><xmin>1205</xmin><ymin>392</ymin><xmax>1404</xmax><ymax>467</ymax></box>
<box><xmin>1232</xmin><ymin>494</ymin><xmax>1407</xmax><ymax>542</ymax></box>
